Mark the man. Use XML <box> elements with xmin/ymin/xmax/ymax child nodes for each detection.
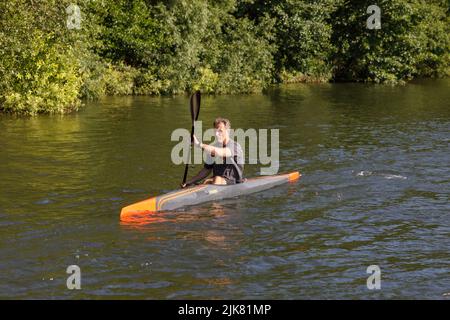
<box><xmin>181</xmin><ymin>117</ymin><xmax>244</xmax><ymax>187</ymax></box>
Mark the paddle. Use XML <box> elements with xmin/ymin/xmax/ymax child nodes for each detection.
<box><xmin>182</xmin><ymin>91</ymin><xmax>201</xmax><ymax>186</ymax></box>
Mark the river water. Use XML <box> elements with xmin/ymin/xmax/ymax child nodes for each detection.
<box><xmin>0</xmin><ymin>79</ymin><xmax>449</xmax><ymax>299</ymax></box>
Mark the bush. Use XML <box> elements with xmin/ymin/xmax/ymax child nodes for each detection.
<box><xmin>0</xmin><ymin>0</ymin><xmax>448</xmax><ymax>115</ymax></box>
<box><xmin>331</xmin><ymin>0</ymin><xmax>450</xmax><ymax>83</ymax></box>
<box><xmin>236</xmin><ymin>0</ymin><xmax>335</xmax><ymax>82</ymax></box>
<box><xmin>0</xmin><ymin>1</ymin><xmax>84</xmax><ymax>114</ymax></box>
<box><xmin>213</xmin><ymin>16</ymin><xmax>275</xmax><ymax>93</ymax></box>
<box><xmin>152</xmin><ymin>0</ymin><xmax>275</xmax><ymax>94</ymax></box>
<box><xmin>0</xmin><ymin>24</ymin><xmax>82</xmax><ymax>114</ymax></box>
<box><xmin>95</xmin><ymin>0</ymin><xmax>166</xmax><ymax>69</ymax></box>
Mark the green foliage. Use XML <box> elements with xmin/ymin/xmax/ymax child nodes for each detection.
<box><xmin>79</xmin><ymin>58</ymin><xmax>138</xmax><ymax>98</ymax></box>
<box><xmin>140</xmin><ymin>0</ymin><xmax>275</xmax><ymax>94</ymax></box>
<box><xmin>331</xmin><ymin>0</ymin><xmax>450</xmax><ymax>83</ymax></box>
<box><xmin>192</xmin><ymin>67</ymin><xmax>220</xmax><ymax>94</ymax></box>
<box><xmin>236</xmin><ymin>0</ymin><xmax>336</xmax><ymax>82</ymax></box>
<box><xmin>149</xmin><ymin>0</ymin><xmax>215</xmax><ymax>94</ymax></box>
<box><xmin>133</xmin><ymin>70</ymin><xmax>170</xmax><ymax>95</ymax></box>
<box><xmin>213</xmin><ymin>16</ymin><xmax>275</xmax><ymax>93</ymax></box>
<box><xmin>0</xmin><ymin>0</ymin><xmax>448</xmax><ymax>114</ymax></box>
<box><xmin>0</xmin><ymin>1</ymin><xmax>82</xmax><ymax>115</ymax></box>
<box><xmin>412</xmin><ymin>1</ymin><xmax>450</xmax><ymax>77</ymax></box>
<box><xmin>95</xmin><ymin>0</ymin><xmax>166</xmax><ymax>68</ymax></box>
<box><xmin>1</xmin><ymin>32</ymin><xmax>82</xmax><ymax>115</ymax></box>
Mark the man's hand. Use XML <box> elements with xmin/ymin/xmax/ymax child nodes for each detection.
<box><xmin>180</xmin><ymin>182</ymin><xmax>193</xmax><ymax>188</ymax></box>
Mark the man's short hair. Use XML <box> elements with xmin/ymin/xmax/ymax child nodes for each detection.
<box><xmin>214</xmin><ymin>117</ymin><xmax>231</xmax><ymax>129</ymax></box>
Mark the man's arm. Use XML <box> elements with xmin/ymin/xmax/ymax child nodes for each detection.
<box><xmin>200</xmin><ymin>144</ymin><xmax>232</xmax><ymax>158</ymax></box>
<box><xmin>192</xmin><ymin>134</ymin><xmax>232</xmax><ymax>157</ymax></box>
<box><xmin>182</xmin><ymin>167</ymin><xmax>212</xmax><ymax>187</ymax></box>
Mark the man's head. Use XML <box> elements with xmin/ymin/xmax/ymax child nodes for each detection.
<box><xmin>213</xmin><ymin>117</ymin><xmax>231</xmax><ymax>144</ymax></box>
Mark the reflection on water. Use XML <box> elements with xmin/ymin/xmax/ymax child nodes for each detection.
<box><xmin>0</xmin><ymin>79</ymin><xmax>449</xmax><ymax>299</ymax></box>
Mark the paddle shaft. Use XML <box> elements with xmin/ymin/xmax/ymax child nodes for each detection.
<box><xmin>182</xmin><ymin>91</ymin><xmax>201</xmax><ymax>185</ymax></box>
<box><xmin>181</xmin><ymin>124</ymin><xmax>195</xmax><ymax>185</ymax></box>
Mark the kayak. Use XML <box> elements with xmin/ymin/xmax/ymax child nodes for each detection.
<box><xmin>120</xmin><ymin>171</ymin><xmax>300</xmax><ymax>221</ymax></box>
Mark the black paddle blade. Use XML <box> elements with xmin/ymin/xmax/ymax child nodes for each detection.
<box><xmin>183</xmin><ymin>91</ymin><xmax>201</xmax><ymax>185</ymax></box>
<box><xmin>190</xmin><ymin>90</ymin><xmax>201</xmax><ymax>122</ymax></box>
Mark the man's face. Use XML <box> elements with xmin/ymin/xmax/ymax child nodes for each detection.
<box><xmin>215</xmin><ymin>123</ymin><xmax>229</xmax><ymax>143</ymax></box>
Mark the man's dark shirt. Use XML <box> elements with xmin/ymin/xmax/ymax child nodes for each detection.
<box><xmin>204</xmin><ymin>139</ymin><xmax>244</xmax><ymax>184</ymax></box>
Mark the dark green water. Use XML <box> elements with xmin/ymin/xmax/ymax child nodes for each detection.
<box><xmin>0</xmin><ymin>79</ymin><xmax>449</xmax><ymax>299</ymax></box>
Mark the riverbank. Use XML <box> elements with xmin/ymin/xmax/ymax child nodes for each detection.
<box><xmin>1</xmin><ymin>0</ymin><xmax>449</xmax><ymax>115</ymax></box>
